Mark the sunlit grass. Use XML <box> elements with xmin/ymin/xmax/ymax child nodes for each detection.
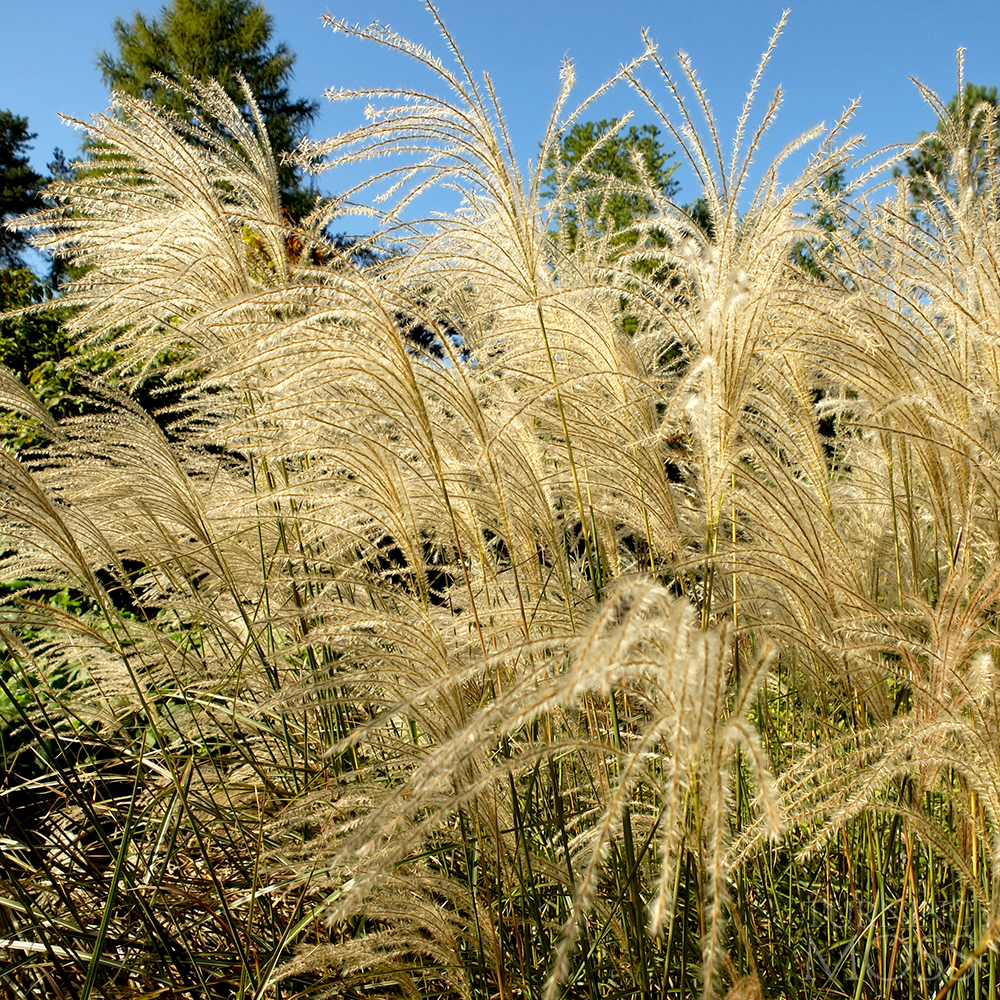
<box><xmin>2</xmin><ymin>7</ymin><xmax>999</xmax><ymax>999</ymax></box>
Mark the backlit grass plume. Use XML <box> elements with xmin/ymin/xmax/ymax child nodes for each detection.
<box><xmin>3</xmin><ymin>6</ymin><xmax>1000</xmax><ymax>999</ymax></box>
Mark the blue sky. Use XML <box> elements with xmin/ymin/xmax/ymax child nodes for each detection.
<box><xmin>1</xmin><ymin>0</ymin><xmax>998</xmax><ymax>218</ymax></box>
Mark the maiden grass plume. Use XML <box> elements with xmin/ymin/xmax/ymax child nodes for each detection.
<box><xmin>2</xmin><ymin>6</ymin><xmax>1000</xmax><ymax>998</ymax></box>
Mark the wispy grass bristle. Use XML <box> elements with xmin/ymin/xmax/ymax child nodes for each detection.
<box><xmin>3</xmin><ymin>5</ymin><xmax>1000</xmax><ymax>998</ymax></box>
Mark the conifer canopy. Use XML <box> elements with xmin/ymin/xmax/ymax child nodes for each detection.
<box><xmin>96</xmin><ymin>0</ymin><xmax>319</xmax><ymax>216</ymax></box>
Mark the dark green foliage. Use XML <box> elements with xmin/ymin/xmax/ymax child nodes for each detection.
<box><xmin>42</xmin><ymin>149</ymin><xmax>80</xmax><ymax>289</ymax></box>
<box><xmin>683</xmin><ymin>195</ymin><xmax>714</xmax><ymax>239</ymax></box>
<box><xmin>901</xmin><ymin>82</ymin><xmax>999</xmax><ymax>207</ymax></box>
<box><xmin>0</xmin><ymin>115</ymin><xmax>82</xmax><ymax>447</ymax></box>
<box><xmin>0</xmin><ymin>268</ymin><xmax>117</xmax><ymax>450</ymax></box>
<box><xmin>0</xmin><ymin>110</ymin><xmax>44</xmax><ymax>269</ymax></box>
<box><xmin>0</xmin><ymin>269</ymin><xmax>81</xmax><ymax>446</ymax></box>
<box><xmin>793</xmin><ymin>167</ymin><xmax>846</xmax><ymax>278</ymax></box>
<box><xmin>97</xmin><ymin>0</ymin><xmax>320</xmax><ymax>217</ymax></box>
<box><xmin>544</xmin><ymin>118</ymin><xmax>679</xmax><ymax>247</ymax></box>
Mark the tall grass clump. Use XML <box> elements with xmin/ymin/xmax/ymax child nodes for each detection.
<box><xmin>2</xmin><ymin>5</ymin><xmax>1000</xmax><ymax>998</ymax></box>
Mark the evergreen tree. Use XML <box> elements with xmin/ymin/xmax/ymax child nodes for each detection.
<box><xmin>902</xmin><ymin>82</ymin><xmax>998</xmax><ymax>207</ymax></box>
<box><xmin>792</xmin><ymin>167</ymin><xmax>846</xmax><ymax>279</ymax></box>
<box><xmin>0</xmin><ymin>111</ymin><xmax>44</xmax><ymax>269</ymax></box>
<box><xmin>1</xmin><ymin>117</ymin><xmax>103</xmax><ymax>440</ymax></box>
<box><xmin>97</xmin><ymin>0</ymin><xmax>320</xmax><ymax>217</ymax></box>
<box><xmin>543</xmin><ymin>118</ymin><xmax>679</xmax><ymax>249</ymax></box>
